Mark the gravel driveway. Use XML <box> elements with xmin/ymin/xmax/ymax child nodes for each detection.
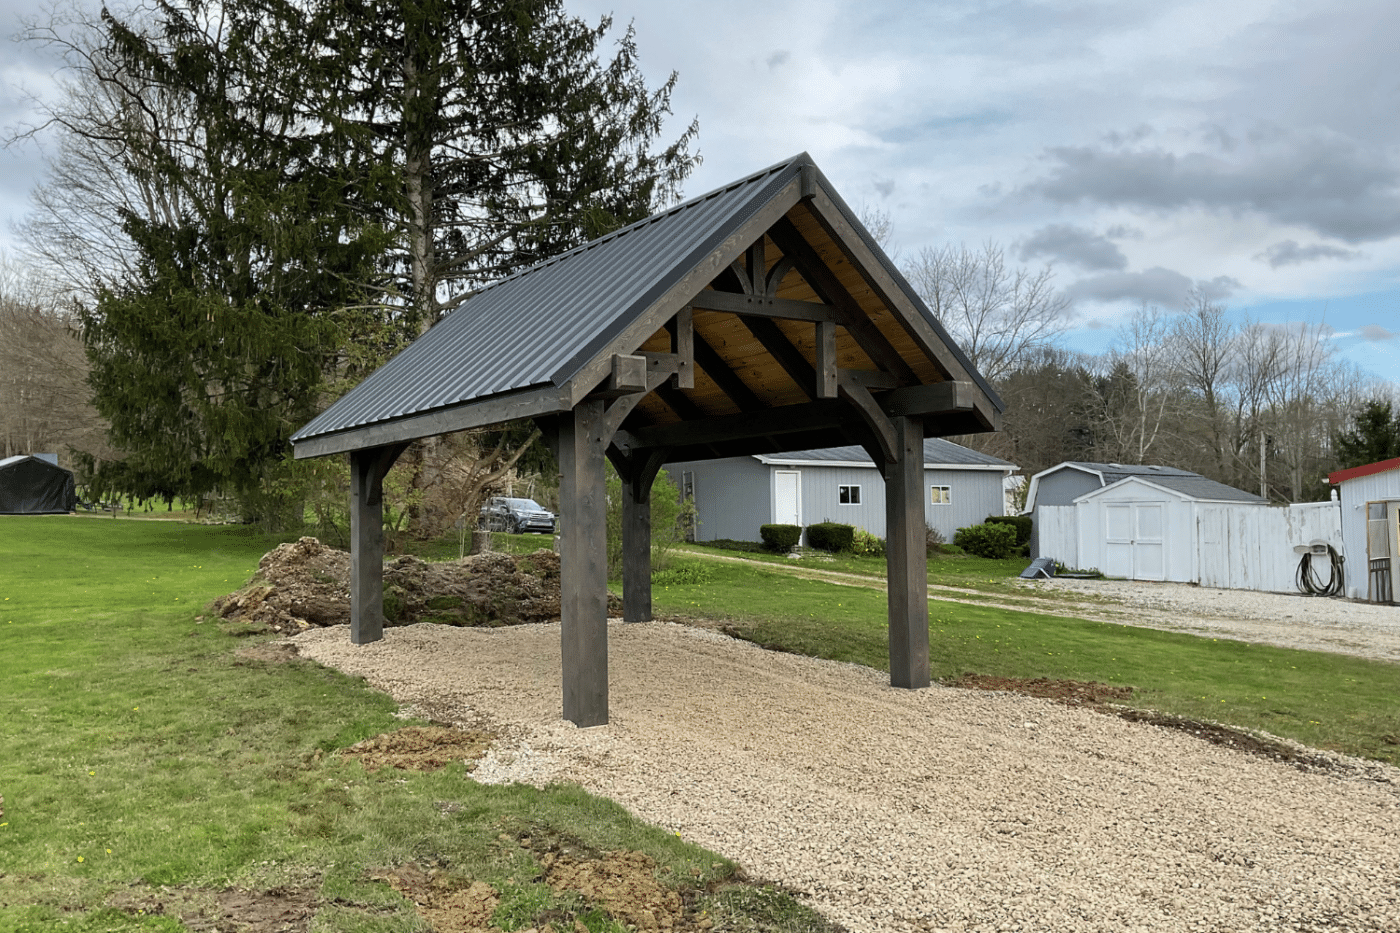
<box><xmin>292</xmin><ymin>617</ymin><xmax>1400</xmax><ymax>933</ymax></box>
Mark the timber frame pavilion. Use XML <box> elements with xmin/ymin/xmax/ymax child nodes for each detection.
<box><xmin>292</xmin><ymin>153</ymin><xmax>1003</xmax><ymax>726</ymax></box>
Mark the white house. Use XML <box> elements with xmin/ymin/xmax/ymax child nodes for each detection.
<box><xmin>665</xmin><ymin>438</ymin><xmax>1016</xmax><ymax>544</ymax></box>
<box><xmin>1328</xmin><ymin>457</ymin><xmax>1400</xmax><ymax>602</ymax></box>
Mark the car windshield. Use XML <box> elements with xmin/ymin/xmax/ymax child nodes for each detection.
<box><xmin>505</xmin><ymin>498</ymin><xmax>544</xmax><ymax>510</ymax></box>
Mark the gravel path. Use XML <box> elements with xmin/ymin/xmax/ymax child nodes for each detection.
<box><xmin>1017</xmin><ymin>578</ymin><xmax>1400</xmax><ymax>664</ymax></box>
<box><xmin>292</xmin><ymin>620</ymin><xmax>1400</xmax><ymax>933</ymax></box>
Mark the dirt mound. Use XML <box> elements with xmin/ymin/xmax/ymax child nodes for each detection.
<box><xmin>210</xmin><ymin>537</ymin><xmax>611</xmax><ymax>634</ymax></box>
<box><xmin>341</xmin><ymin>725</ymin><xmax>493</xmax><ymax>773</ymax></box>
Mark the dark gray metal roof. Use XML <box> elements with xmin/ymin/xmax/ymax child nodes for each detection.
<box><xmin>1055</xmin><ymin>462</ymin><xmax>1265</xmax><ymax>503</ymax></box>
<box><xmin>1121</xmin><ymin>474</ymin><xmax>1267</xmax><ymax>503</ymax></box>
<box><xmin>758</xmin><ymin>437</ymin><xmax>1014</xmax><ymax>469</ymax></box>
<box><xmin>293</xmin><ymin>153</ymin><xmax>1000</xmax><ymax>450</ymax></box>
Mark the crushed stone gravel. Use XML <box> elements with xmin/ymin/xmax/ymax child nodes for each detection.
<box><xmin>291</xmin><ymin>619</ymin><xmax>1400</xmax><ymax>933</ymax></box>
<box><xmin>1019</xmin><ymin>577</ymin><xmax>1400</xmax><ymax>664</ymax></box>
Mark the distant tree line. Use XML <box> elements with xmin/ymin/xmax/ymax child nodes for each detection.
<box><xmin>902</xmin><ymin>244</ymin><xmax>1394</xmax><ymax>504</ymax></box>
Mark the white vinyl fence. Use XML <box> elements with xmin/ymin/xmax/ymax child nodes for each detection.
<box><xmin>1035</xmin><ymin>501</ymin><xmax>1342</xmax><ymax>593</ymax></box>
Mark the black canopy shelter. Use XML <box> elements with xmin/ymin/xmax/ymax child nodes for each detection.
<box><xmin>292</xmin><ymin>154</ymin><xmax>1003</xmax><ymax>726</ymax></box>
<box><xmin>0</xmin><ymin>455</ymin><xmax>77</xmax><ymax>514</ymax></box>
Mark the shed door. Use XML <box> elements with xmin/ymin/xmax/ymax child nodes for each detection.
<box><xmin>1104</xmin><ymin>502</ymin><xmax>1165</xmax><ymax>580</ymax></box>
<box><xmin>774</xmin><ymin>471</ymin><xmax>802</xmax><ymax>528</ymax></box>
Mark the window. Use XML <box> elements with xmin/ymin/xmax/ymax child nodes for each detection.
<box><xmin>839</xmin><ymin>484</ymin><xmax>861</xmax><ymax>504</ymax></box>
<box><xmin>930</xmin><ymin>485</ymin><xmax>951</xmax><ymax>505</ymax></box>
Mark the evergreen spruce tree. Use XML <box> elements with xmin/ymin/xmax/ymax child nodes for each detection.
<box><xmin>1333</xmin><ymin>400</ymin><xmax>1400</xmax><ymax>469</ymax></box>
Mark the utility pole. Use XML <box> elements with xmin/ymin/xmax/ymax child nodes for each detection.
<box><xmin>1259</xmin><ymin>427</ymin><xmax>1267</xmax><ymax>501</ymax></box>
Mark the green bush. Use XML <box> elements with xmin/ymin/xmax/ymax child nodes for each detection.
<box><xmin>806</xmin><ymin>522</ymin><xmax>856</xmax><ymax>552</ymax></box>
<box><xmin>984</xmin><ymin>514</ymin><xmax>1033</xmax><ymax>546</ymax></box>
<box><xmin>851</xmin><ymin>528</ymin><xmax>885</xmax><ymax>558</ymax></box>
<box><xmin>953</xmin><ymin>521</ymin><xmax>1018</xmax><ymax>559</ymax></box>
<box><xmin>759</xmin><ymin>524</ymin><xmax>802</xmax><ymax>552</ymax></box>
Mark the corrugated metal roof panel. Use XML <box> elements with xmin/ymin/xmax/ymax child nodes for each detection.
<box><xmin>294</xmin><ymin>158</ymin><xmax>801</xmax><ymax>442</ymax></box>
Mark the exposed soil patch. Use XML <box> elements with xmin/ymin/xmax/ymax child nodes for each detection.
<box><xmin>1111</xmin><ymin>708</ymin><xmax>1348</xmax><ymax>773</ymax></box>
<box><xmin>232</xmin><ymin>642</ymin><xmax>300</xmax><ymax>665</ymax></box>
<box><xmin>947</xmin><ymin>673</ymin><xmax>1348</xmax><ymax>774</ymax></box>
<box><xmin>105</xmin><ymin>885</ymin><xmax>319</xmax><ymax>933</ymax></box>
<box><xmin>210</xmin><ymin>537</ymin><xmax>615</xmax><ymax>635</ymax></box>
<box><xmin>341</xmin><ymin>724</ymin><xmax>494</xmax><ymax>773</ymax></box>
<box><xmin>372</xmin><ymin>865</ymin><xmax>500</xmax><ymax>933</ymax></box>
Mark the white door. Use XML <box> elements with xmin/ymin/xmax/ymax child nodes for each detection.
<box><xmin>1133</xmin><ymin>503</ymin><xmax>1166</xmax><ymax>581</ymax></box>
<box><xmin>1104</xmin><ymin>504</ymin><xmax>1135</xmax><ymax>577</ymax></box>
<box><xmin>774</xmin><ymin>471</ymin><xmax>802</xmax><ymax>529</ymax></box>
<box><xmin>1104</xmin><ymin>502</ymin><xmax>1166</xmax><ymax>580</ymax></box>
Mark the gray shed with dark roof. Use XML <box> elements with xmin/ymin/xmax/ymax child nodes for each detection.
<box><xmin>293</xmin><ymin>153</ymin><xmax>1003</xmax><ymax>725</ymax></box>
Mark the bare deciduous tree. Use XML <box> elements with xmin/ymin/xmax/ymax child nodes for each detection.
<box><xmin>903</xmin><ymin>241</ymin><xmax>1070</xmax><ymax>383</ymax></box>
<box><xmin>0</xmin><ymin>256</ymin><xmax>109</xmax><ymax>463</ymax></box>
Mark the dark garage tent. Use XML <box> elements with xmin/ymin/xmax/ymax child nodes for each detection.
<box><xmin>0</xmin><ymin>455</ymin><xmax>77</xmax><ymax>514</ymax></box>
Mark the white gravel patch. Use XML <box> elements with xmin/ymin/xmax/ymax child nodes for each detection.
<box><xmin>293</xmin><ymin>620</ymin><xmax>1400</xmax><ymax>933</ymax></box>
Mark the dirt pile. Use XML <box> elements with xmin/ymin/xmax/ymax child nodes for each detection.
<box><xmin>341</xmin><ymin>725</ymin><xmax>494</xmax><ymax>773</ymax></box>
<box><xmin>210</xmin><ymin>537</ymin><xmax>610</xmax><ymax>634</ymax></box>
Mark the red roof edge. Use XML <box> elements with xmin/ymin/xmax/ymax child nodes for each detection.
<box><xmin>1328</xmin><ymin>456</ymin><xmax>1400</xmax><ymax>485</ymax></box>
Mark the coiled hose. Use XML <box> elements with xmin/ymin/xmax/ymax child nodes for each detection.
<box><xmin>1296</xmin><ymin>544</ymin><xmax>1345</xmax><ymax>596</ymax></box>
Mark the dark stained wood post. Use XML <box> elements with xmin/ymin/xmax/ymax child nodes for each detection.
<box><xmin>619</xmin><ymin>450</ymin><xmax>667</xmax><ymax>623</ymax></box>
<box><xmin>885</xmin><ymin>415</ymin><xmax>930</xmax><ymax>688</ymax></box>
<box><xmin>558</xmin><ymin>399</ymin><xmax>610</xmax><ymax>726</ymax></box>
<box><xmin>349</xmin><ymin>444</ymin><xmax>405</xmax><ymax>645</ymax></box>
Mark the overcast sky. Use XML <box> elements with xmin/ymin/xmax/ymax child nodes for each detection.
<box><xmin>4</xmin><ymin>0</ymin><xmax>1398</xmax><ymax>384</ymax></box>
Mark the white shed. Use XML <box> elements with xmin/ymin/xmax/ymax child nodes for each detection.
<box><xmin>1328</xmin><ymin>457</ymin><xmax>1400</xmax><ymax>602</ymax></box>
<box><xmin>1072</xmin><ymin>476</ymin><xmax>1270</xmax><ymax>582</ymax></box>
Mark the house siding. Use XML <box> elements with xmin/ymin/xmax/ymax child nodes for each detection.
<box><xmin>667</xmin><ymin>457</ymin><xmax>1008</xmax><ymax>543</ymax></box>
<box><xmin>662</xmin><ymin>458</ymin><xmax>771</xmax><ymax>542</ymax></box>
<box><xmin>1034</xmin><ymin>468</ymin><xmax>1103</xmax><ymax>507</ymax></box>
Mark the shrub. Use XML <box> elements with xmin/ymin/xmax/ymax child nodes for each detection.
<box><xmin>984</xmin><ymin>514</ymin><xmax>1033</xmax><ymax>546</ymax></box>
<box><xmin>806</xmin><ymin>522</ymin><xmax>855</xmax><ymax>553</ymax></box>
<box><xmin>850</xmin><ymin>528</ymin><xmax>885</xmax><ymax>558</ymax></box>
<box><xmin>759</xmin><ymin>524</ymin><xmax>802</xmax><ymax>552</ymax></box>
<box><xmin>953</xmin><ymin>521</ymin><xmax>1018</xmax><ymax>559</ymax></box>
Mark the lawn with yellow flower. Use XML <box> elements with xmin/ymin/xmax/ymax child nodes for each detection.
<box><xmin>0</xmin><ymin>516</ymin><xmax>827</xmax><ymax>933</ymax></box>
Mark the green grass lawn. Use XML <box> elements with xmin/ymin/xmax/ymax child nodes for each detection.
<box><xmin>650</xmin><ymin>555</ymin><xmax>1400</xmax><ymax>766</ymax></box>
<box><xmin>0</xmin><ymin>517</ymin><xmax>825</xmax><ymax>933</ymax></box>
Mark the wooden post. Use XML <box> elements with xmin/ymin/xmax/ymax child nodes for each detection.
<box><xmin>349</xmin><ymin>444</ymin><xmax>405</xmax><ymax>645</ymax></box>
<box><xmin>885</xmin><ymin>416</ymin><xmax>930</xmax><ymax>688</ymax></box>
<box><xmin>558</xmin><ymin>399</ymin><xmax>610</xmax><ymax>726</ymax></box>
<box><xmin>619</xmin><ymin>450</ymin><xmax>667</xmax><ymax>623</ymax></box>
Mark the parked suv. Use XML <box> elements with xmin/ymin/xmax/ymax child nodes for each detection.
<box><xmin>479</xmin><ymin>496</ymin><xmax>556</xmax><ymax>534</ymax></box>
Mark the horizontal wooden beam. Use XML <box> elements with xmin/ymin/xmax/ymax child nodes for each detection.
<box><xmin>880</xmin><ymin>380</ymin><xmax>977</xmax><ymax>418</ymax></box>
<box><xmin>293</xmin><ymin>383</ymin><xmax>570</xmax><ymax>459</ymax></box>
<box><xmin>688</xmin><ymin>290</ymin><xmax>838</xmax><ymax>323</ymax></box>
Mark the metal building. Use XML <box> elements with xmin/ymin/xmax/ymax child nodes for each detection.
<box><xmin>1329</xmin><ymin>457</ymin><xmax>1400</xmax><ymax>602</ymax></box>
